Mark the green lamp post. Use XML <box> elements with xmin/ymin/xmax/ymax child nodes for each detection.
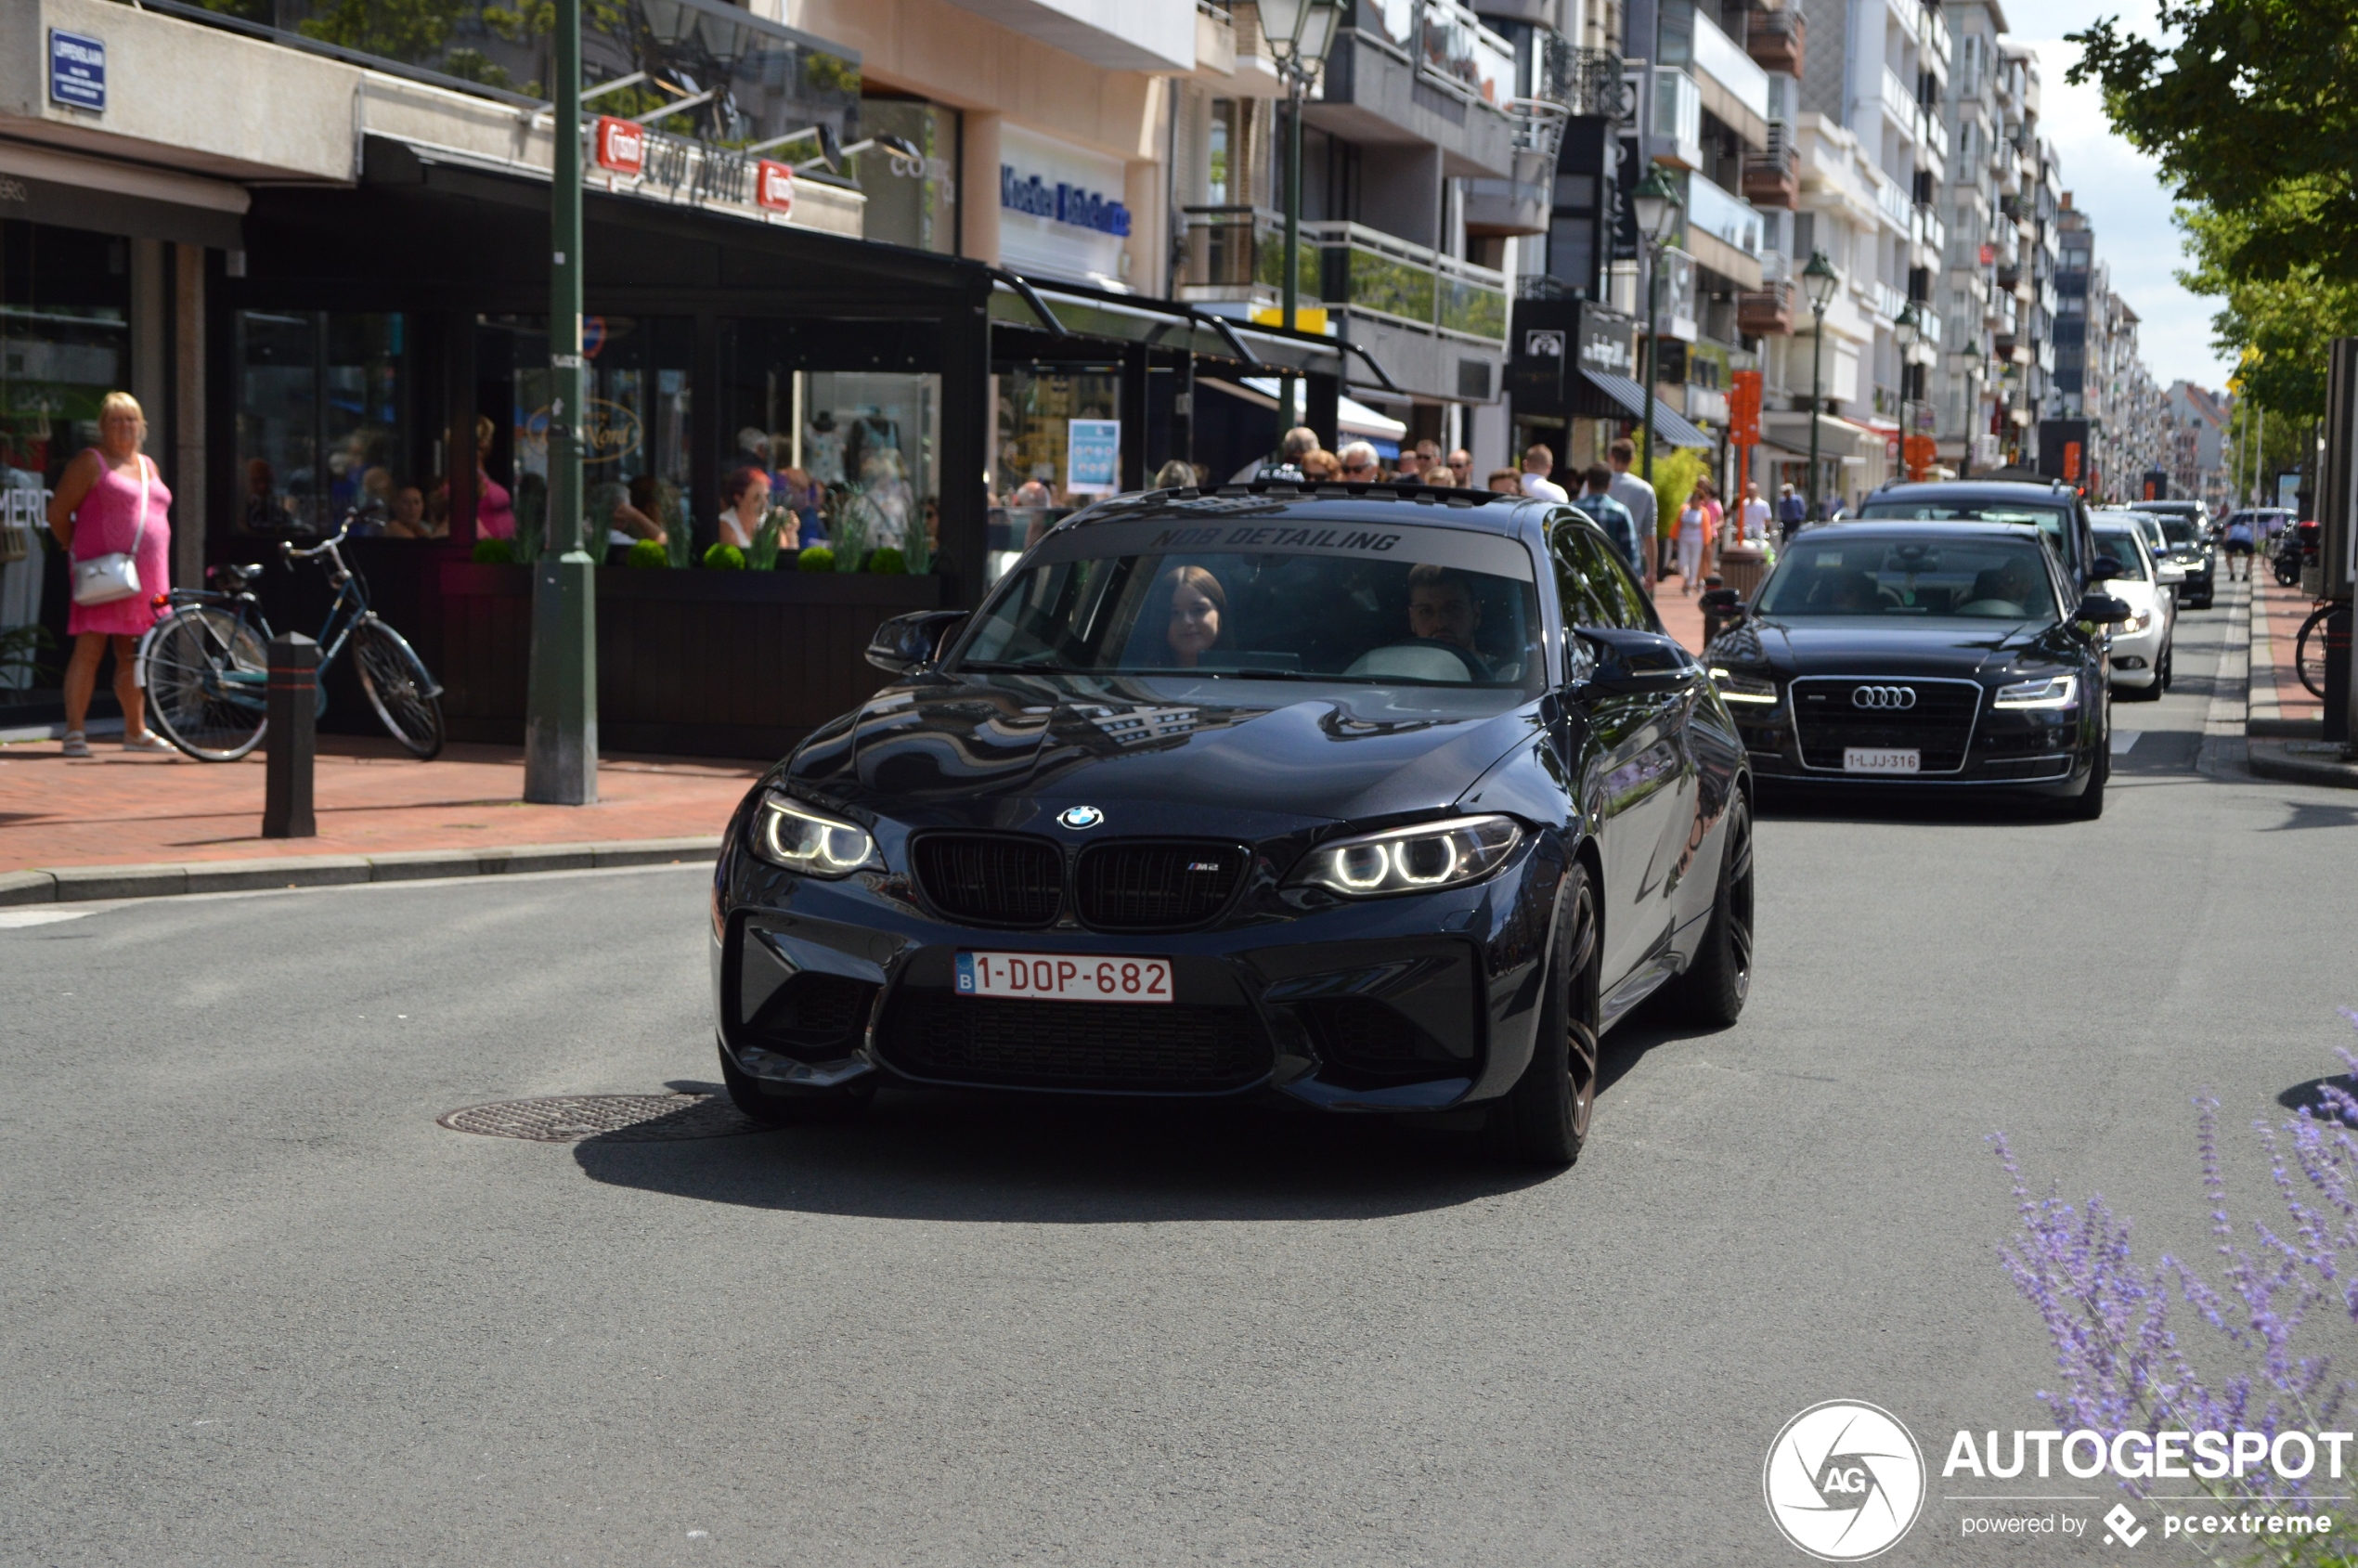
<box><xmin>1629</xmin><ymin>166</ymin><xmax>1683</xmax><ymax>488</ymax></box>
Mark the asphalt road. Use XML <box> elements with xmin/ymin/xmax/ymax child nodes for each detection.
<box><xmin>6</xmin><ymin>593</ymin><xmax>2356</xmax><ymax>1567</ymax></box>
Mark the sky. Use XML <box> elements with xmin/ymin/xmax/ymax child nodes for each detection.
<box><xmin>2008</xmin><ymin>0</ymin><xmax>2233</xmax><ymax>393</ymax></box>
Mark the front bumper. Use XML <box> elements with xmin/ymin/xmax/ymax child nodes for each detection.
<box><xmin>1730</xmin><ymin>686</ymin><xmax>2096</xmax><ymax>793</ymax></box>
<box><xmin>2107</xmin><ymin>620</ymin><xmax>2166</xmax><ymax>686</ymax></box>
<box><xmin>710</xmin><ymin>828</ymin><xmax>1568</xmax><ymax>1113</ymax></box>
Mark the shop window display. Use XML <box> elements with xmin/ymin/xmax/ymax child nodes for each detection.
<box><xmin>991</xmin><ymin>367</ymin><xmax>1120</xmax><ymax>583</ymax></box>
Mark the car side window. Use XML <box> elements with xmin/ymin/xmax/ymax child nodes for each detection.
<box><xmin>1549</xmin><ymin>514</ymin><xmax>1615</xmax><ymax>628</ymax></box>
<box><xmin>1575</xmin><ymin>529</ymin><xmax>1663</xmax><ymax>632</ymax></box>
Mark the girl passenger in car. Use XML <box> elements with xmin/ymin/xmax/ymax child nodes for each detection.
<box><xmin>1160</xmin><ymin>565</ymin><xmax>1227</xmax><ymax>667</ymax></box>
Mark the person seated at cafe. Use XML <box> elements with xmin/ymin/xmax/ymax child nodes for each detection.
<box><xmin>592</xmin><ymin>478</ymin><xmax>668</xmax><ymax>561</ymax></box>
<box><xmin>1012</xmin><ymin>466</ymin><xmax>1054</xmax><ymax>507</ymax></box>
<box><xmin>775</xmin><ymin>466</ymin><xmax>823</xmax><ymax>542</ymax></box>
<box><xmin>1160</xmin><ymin>564</ymin><xmax>1227</xmax><ymax>668</ymax></box>
<box><xmin>383</xmin><ymin>484</ymin><xmax>439</xmax><ymax>540</ymax></box>
<box><xmin>1339</xmin><ymin>442</ymin><xmax>1381</xmax><ymax>483</ymax></box>
<box><xmin>1407</xmin><ymin>562</ymin><xmax>1484</xmax><ymax>656</ymax></box>
<box><xmin>1153</xmin><ymin>459</ymin><xmax>1199</xmax><ymax>490</ymax></box>
<box><xmin>1301</xmin><ymin>449</ymin><xmax>1341</xmax><ymax>483</ymax></box>
<box><xmin>717</xmin><ymin>465</ymin><xmax>771</xmax><ymax>550</ymax></box>
<box><xmin>1421</xmin><ymin>465</ymin><xmax>1456</xmax><ymax>486</ymax></box>
<box><xmin>1487</xmin><ymin>467</ymin><xmax>1523</xmax><ymax>495</ymax></box>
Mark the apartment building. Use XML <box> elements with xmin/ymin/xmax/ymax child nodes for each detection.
<box><xmin>1931</xmin><ymin>0</ymin><xmax>2002</xmax><ymax>473</ymax></box>
<box><xmin>2166</xmin><ymin>380</ymin><xmax>2232</xmax><ymax>511</ymax></box>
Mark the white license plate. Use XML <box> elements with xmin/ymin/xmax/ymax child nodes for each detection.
<box><xmin>1844</xmin><ymin>747</ymin><xmax>1922</xmax><ymax>774</ymax></box>
<box><xmin>956</xmin><ymin>952</ymin><xmax>1173</xmax><ymax>1004</ymax></box>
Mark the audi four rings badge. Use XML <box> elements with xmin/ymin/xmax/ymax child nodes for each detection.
<box><xmin>1057</xmin><ymin>806</ymin><xmax>1104</xmax><ymax>830</ymax></box>
<box><xmin>1852</xmin><ymin>686</ymin><xmax>1919</xmax><ymax>710</ymax></box>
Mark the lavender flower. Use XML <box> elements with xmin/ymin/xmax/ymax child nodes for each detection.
<box><xmin>1994</xmin><ymin>1013</ymin><xmax>2358</xmax><ymax>1567</ymax></box>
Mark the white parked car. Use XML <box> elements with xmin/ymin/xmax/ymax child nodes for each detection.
<box><xmin>2093</xmin><ymin>521</ymin><xmax>2172</xmax><ymax>699</ymax></box>
<box><xmin>2102</xmin><ymin>508</ymin><xmax>2184</xmax><ymax>605</ymax></box>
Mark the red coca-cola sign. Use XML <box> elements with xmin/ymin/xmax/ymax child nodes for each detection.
<box><xmin>593</xmin><ymin>115</ymin><xmax>644</xmax><ymax>176</ymax></box>
<box><xmin>756</xmin><ymin>159</ymin><xmax>794</xmax><ymax>214</ymax></box>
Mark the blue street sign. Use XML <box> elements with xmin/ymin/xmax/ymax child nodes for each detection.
<box><xmin>50</xmin><ymin>31</ymin><xmax>106</xmax><ymax>113</ymax></box>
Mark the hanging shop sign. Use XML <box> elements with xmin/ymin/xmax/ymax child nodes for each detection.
<box><xmin>756</xmin><ymin>160</ymin><xmax>794</xmax><ymax>214</ymax></box>
<box><xmin>594</xmin><ymin>116</ymin><xmax>646</xmax><ymax>176</ymax></box>
<box><xmin>1067</xmin><ymin>420</ymin><xmax>1121</xmax><ymax>497</ymax></box>
<box><xmin>49</xmin><ymin>30</ymin><xmax>106</xmax><ymax>113</ymax></box>
<box><xmin>525</xmin><ymin>399</ymin><xmax>643</xmax><ymax>465</ymax></box>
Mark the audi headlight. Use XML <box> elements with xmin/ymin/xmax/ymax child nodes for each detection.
<box><xmin>1992</xmin><ymin>674</ymin><xmax>2079</xmax><ymax>709</ymax></box>
<box><xmin>1709</xmin><ymin>666</ymin><xmax>1780</xmax><ymax>705</ymax></box>
<box><xmin>751</xmin><ymin>793</ymin><xmax>880</xmax><ymax>877</ymax></box>
<box><xmin>1289</xmin><ymin>815</ymin><xmax>1522</xmax><ymax>900</ymax></box>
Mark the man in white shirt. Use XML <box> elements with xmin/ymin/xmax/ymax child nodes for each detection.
<box><xmin>1738</xmin><ymin>482</ymin><xmax>1772</xmax><ymax>547</ymax></box>
<box><xmin>1605</xmin><ymin>437</ymin><xmax>1658</xmax><ymax>592</ymax></box>
<box><xmin>1520</xmin><ymin>443</ymin><xmax>1571</xmax><ymax>503</ymax></box>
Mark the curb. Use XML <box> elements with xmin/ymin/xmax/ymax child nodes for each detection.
<box><xmin>2248</xmin><ymin>738</ymin><xmax>2358</xmax><ymax>790</ymax></box>
<box><xmin>0</xmin><ymin>836</ymin><xmax>719</xmax><ymax>907</ymax></box>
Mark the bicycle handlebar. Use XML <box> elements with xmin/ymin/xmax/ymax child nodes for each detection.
<box><xmin>281</xmin><ymin>518</ymin><xmax>356</xmax><ymax>561</ymax></box>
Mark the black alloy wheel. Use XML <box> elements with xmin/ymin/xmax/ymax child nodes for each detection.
<box><xmin>718</xmin><ymin>1040</ymin><xmax>873</xmax><ymax>1127</ymax></box>
<box><xmin>352</xmin><ymin>618</ymin><xmax>447</xmax><ymax>760</ymax></box>
<box><xmin>1490</xmin><ymin>861</ymin><xmax>1601</xmax><ymax>1168</ymax></box>
<box><xmin>1657</xmin><ymin>794</ymin><xmax>1754</xmax><ymax>1027</ymax></box>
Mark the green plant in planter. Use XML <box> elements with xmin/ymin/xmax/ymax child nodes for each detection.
<box><xmin>745</xmin><ymin>510</ymin><xmax>790</xmax><ymax>572</ymax></box>
<box><xmin>902</xmin><ymin>512</ymin><xmax>933</xmax><ymax>576</ymax></box>
<box><xmin>797</xmin><ymin>545</ymin><xmax>836</xmax><ymax>573</ymax></box>
<box><xmin>703</xmin><ymin>542</ymin><xmax>746</xmax><ymax>571</ymax></box>
<box><xmin>865</xmin><ymin>546</ymin><xmax>906</xmax><ymax>575</ymax></box>
<box><xmin>825</xmin><ymin>487</ymin><xmax>873</xmax><ymax>574</ymax></box>
<box><xmin>472</xmin><ymin>538</ymin><xmax>516</xmax><ymax>565</ymax></box>
<box><xmin>625</xmin><ymin>538</ymin><xmax>668</xmax><ymax>568</ymax></box>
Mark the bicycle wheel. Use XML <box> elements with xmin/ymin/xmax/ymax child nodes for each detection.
<box><xmin>2296</xmin><ymin>603</ymin><xmax>2333</xmax><ymax>700</ymax></box>
<box><xmin>141</xmin><ymin>607</ymin><xmax>269</xmax><ymax>760</ymax></box>
<box><xmin>352</xmin><ymin>616</ymin><xmax>446</xmax><ymax>760</ymax></box>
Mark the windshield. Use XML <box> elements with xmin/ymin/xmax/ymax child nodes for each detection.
<box><xmin>956</xmin><ymin>515</ymin><xmax>1546</xmax><ymax>694</ymax></box>
<box><xmin>2156</xmin><ymin>517</ymin><xmax>2200</xmax><ymax>546</ymax></box>
<box><xmin>2094</xmin><ymin>528</ymin><xmax>2151</xmax><ymax>582</ymax></box>
<box><xmin>1856</xmin><ymin>499</ymin><xmax>2074</xmax><ymax>565</ymax></box>
<box><xmin>1755</xmin><ymin>536</ymin><xmax>2062</xmax><ymax>620</ymax></box>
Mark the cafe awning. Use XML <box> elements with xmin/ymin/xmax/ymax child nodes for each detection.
<box><xmin>1579</xmin><ymin>370</ymin><xmax>1715</xmax><ymax>449</ymax></box>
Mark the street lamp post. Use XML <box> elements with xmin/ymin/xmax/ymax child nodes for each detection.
<box><xmin>1800</xmin><ymin>250</ymin><xmax>1840</xmax><ymax>532</ymax></box>
<box><xmin>1893</xmin><ymin>300</ymin><xmax>1921</xmax><ymax>481</ymax></box>
<box><xmin>1629</xmin><ymin>167</ymin><xmax>1682</xmax><ymax>491</ymax></box>
<box><xmin>1256</xmin><ymin>0</ymin><xmax>1341</xmax><ymax>436</ymax></box>
<box><xmin>525</xmin><ymin>0</ymin><xmax>597</xmax><ymax>804</ymax></box>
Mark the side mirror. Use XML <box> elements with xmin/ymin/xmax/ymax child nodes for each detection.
<box><xmin>1697</xmin><ymin>586</ymin><xmax>1744</xmax><ymax>616</ymax></box>
<box><xmin>2090</xmin><ymin>554</ymin><xmax>2125</xmax><ymax>581</ymax></box>
<box><xmin>2075</xmin><ymin>593</ymin><xmax>2133</xmax><ymax>626</ymax></box>
<box><xmin>865</xmin><ymin>609</ymin><xmax>968</xmax><ymax>675</ymax></box>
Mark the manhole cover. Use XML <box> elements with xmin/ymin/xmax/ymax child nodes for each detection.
<box><xmin>437</xmin><ymin>1093</ymin><xmax>762</xmax><ymax>1142</ymax></box>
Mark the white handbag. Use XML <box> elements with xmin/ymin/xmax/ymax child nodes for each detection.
<box><xmin>71</xmin><ymin>456</ymin><xmax>153</xmax><ymax>608</ymax></box>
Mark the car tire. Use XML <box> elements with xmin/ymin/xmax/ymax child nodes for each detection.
<box><xmin>2120</xmin><ymin>664</ymin><xmax>2163</xmax><ymax>701</ymax></box>
<box><xmin>2067</xmin><ymin>743</ymin><xmax>2108</xmax><ymax>821</ymax></box>
<box><xmin>1489</xmin><ymin>860</ymin><xmax>1600</xmax><ymax>1169</ymax></box>
<box><xmin>719</xmin><ymin>1039</ymin><xmax>873</xmax><ymax>1127</ymax></box>
<box><xmin>2159</xmin><ymin>641</ymin><xmax>2173</xmax><ymax>692</ymax></box>
<box><xmin>1655</xmin><ymin>793</ymin><xmax>1754</xmax><ymax>1028</ymax></box>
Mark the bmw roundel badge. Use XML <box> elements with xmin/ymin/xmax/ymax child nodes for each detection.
<box><xmin>1057</xmin><ymin>805</ymin><xmax>1104</xmax><ymax>830</ymax></box>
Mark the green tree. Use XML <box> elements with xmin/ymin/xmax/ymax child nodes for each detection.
<box><xmin>2069</xmin><ymin>0</ymin><xmax>2358</xmax><ymax>282</ymax></box>
<box><xmin>2177</xmin><ymin>202</ymin><xmax>2358</xmax><ymax>421</ymax></box>
<box><xmin>294</xmin><ymin>0</ymin><xmax>473</xmax><ymax>62</ymax></box>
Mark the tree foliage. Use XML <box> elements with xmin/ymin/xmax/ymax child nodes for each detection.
<box><xmin>2069</xmin><ymin>0</ymin><xmax>2358</xmax><ymax>283</ymax></box>
<box><xmin>2176</xmin><ymin>203</ymin><xmax>2358</xmax><ymax>421</ymax></box>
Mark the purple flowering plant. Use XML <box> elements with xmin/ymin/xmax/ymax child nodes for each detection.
<box><xmin>1994</xmin><ymin>1014</ymin><xmax>2358</xmax><ymax>1566</ymax></box>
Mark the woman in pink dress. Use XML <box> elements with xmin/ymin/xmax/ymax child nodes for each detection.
<box><xmin>46</xmin><ymin>392</ymin><xmax>174</xmax><ymax>757</ymax></box>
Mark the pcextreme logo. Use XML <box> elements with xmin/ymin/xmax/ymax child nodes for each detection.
<box><xmin>1764</xmin><ymin>1400</ymin><xmax>1928</xmax><ymax>1561</ymax></box>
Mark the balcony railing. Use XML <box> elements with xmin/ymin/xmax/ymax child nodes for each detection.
<box><xmin>1882</xmin><ymin>67</ymin><xmax>1917</xmax><ymax>131</ymax></box>
<box><xmin>1680</xmin><ymin>3</ymin><xmax>1770</xmax><ymax>124</ymax></box>
<box><xmin>1652</xmin><ymin>66</ymin><xmax>1703</xmax><ymax>166</ymax></box>
<box><xmin>1685</xmin><ymin>172</ymin><xmax>1762</xmax><ymax>257</ymax></box>
<box><xmin>1738</xmin><ymin>277</ymin><xmax>1794</xmax><ymax>336</ymax></box>
<box><xmin>1872</xmin><ymin>172</ymin><xmax>1911</xmax><ymax>231</ymax></box>
<box><xmin>1872</xmin><ymin>278</ymin><xmax>1908</xmax><ymax>324</ymax></box>
<box><xmin>1743</xmin><ymin>1</ymin><xmax>1804</xmax><ymax>73</ymax></box>
<box><xmin>1352</xmin><ymin>0</ymin><xmax>1513</xmax><ymax>109</ymax></box>
<box><xmin>1913</xmin><ymin>202</ymin><xmax>1946</xmax><ymax>253</ymax></box>
<box><xmin>1742</xmin><ymin>118</ymin><xmax>1799</xmax><ymax>209</ymax></box>
<box><xmin>1173</xmin><ymin>209</ymin><xmax>1509</xmax><ymax>344</ymax></box>
<box><xmin>1534</xmin><ymin>34</ymin><xmax>1629</xmax><ymax>119</ymax></box>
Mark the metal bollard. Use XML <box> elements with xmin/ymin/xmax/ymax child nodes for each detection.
<box><xmin>263</xmin><ymin>632</ymin><xmax>317</xmax><ymax>839</ymax></box>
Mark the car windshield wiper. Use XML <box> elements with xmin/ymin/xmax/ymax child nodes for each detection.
<box><xmin>957</xmin><ymin>659</ymin><xmax>1087</xmax><ymax>674</ymax></box>
<box><xmin>1124</xmin><ymin>666</ymin><xmax>1386</xmax><ymax>683</ymax></box>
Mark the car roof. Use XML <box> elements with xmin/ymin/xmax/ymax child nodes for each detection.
<box><xmin>1804</xmin><ymin>518</ymin><xmax>2047</xmax><ymax>540</ymax></box>
<box><xmin>1861</xmin><ymin>479</ymin><xmax>2079</xmax><ymax>506</ymax></box>
<box><xmin>1055</xmin><ymin>479</ymin><xmax>1558</xmax><ymax>548</ymax></box>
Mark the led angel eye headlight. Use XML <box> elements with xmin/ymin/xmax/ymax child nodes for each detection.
<box><xmin>1289</xmin><ymin>815</ymin><xmax>1522</xmax><ymax>900</ymax></box>
<box><xmin>752</xmin><ymin>794</ymin><xmax>880</xmax><ymax>877</ymax></box>
<box><xmin>1709</xmin><ymin>666</ymin><xmax>1780</xmax><ymax>705</ymax></box>
<box><xmin>1992</xmin><ymin>674</ymin><xmax>2078</xmax><ymax>709</ymax></box>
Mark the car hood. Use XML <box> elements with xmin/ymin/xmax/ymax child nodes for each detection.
<box><xmin>1723</xmin><ymin>616</ymin><xmax>2073</xmax><ymax>678</ymax></box>
<box><xmin>779</xmin><ymin>671</ymin><xmax>1547</xmax><ymax>834</ymax></box>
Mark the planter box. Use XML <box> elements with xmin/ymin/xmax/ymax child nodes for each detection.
<box><xmin>437</xmin><ymin>564</ymin><xmax>949</xmax><ymax>759</ymax></box>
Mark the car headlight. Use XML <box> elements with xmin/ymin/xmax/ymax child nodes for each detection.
<box><xmin>1709</xmin><ymin>666</ymin><xmax>1780</xmax><ymax>704</ymax></box>
<box><xmin>2115</xmin><ymin>610</ymin><xmax>2152</xmax><ymax>634</ymax></box>
<box><xmin>751</xmin><ymin>793</ymin><xmax>880</xmax><ymax>876</ymax></box>
<box><xmin>1289</xmin><ymin>815</ymin><xmax>1522</xmax><ymax>899</ymax></box>
<box><xmin>1992</xmin><ymin>674</ymin><xmax>2079</xmax><ymax>709</ymax></box>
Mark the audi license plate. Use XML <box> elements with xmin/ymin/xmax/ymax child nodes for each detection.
<box><xmin>956</xmin><ymin>952</ymin><xmax>1173</xmax><ymax>1004</ymax></box>
<box><xmin>1844</xmin><ymin>747</ymin><xmax>1922</xmax><ymax>774</ymax></box>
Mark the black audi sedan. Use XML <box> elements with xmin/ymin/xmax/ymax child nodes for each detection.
<box><xmin>709</xmin><ymin>483</ymin><xmax>1754</xmax><ymax>1165</ymax></box>
<box><xmin>1702</xmin><ymin>521</ymin><xmax>2129</xmax><ymax>817</ymax></box>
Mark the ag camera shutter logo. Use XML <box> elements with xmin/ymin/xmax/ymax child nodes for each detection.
<box><xmin>1764</xmin><ymin>1400</ymin><xmax>1925</xmax><ymax>1561</ymax></box>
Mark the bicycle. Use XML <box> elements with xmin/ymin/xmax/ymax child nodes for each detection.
<box><xmin>2295</xmin><ymin>601</ymin><xmax>2340</xmax><ymax>701</ymax></box>
<box><xmin>137</xmin><ymin>515</ymin><xmax>446</xmax><ymax>761</ymax></box>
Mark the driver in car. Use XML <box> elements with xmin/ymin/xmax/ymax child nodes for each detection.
<box><xmin>1406</xmin><ymin>563</ymin><xmax>1491</xmax><ymax>675</ymax></box>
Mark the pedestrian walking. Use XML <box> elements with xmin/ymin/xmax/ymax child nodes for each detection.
<box><xmin>1578</xmin><ymin>465</ymin><xmax>1645</xmax><ymax>580</ymax></box>
<box><xmin>1605</xmin><ymin>438</ymin><xmax>1659</xmax><ymax>594</ymax></box>
<box><xmin>1675</xmin><ymin>491</ymin><xmax>1708</xmax><ymax>594</ymax></box>
<box><xmin>1520</xmin><ymin>444</ymin><xmax>1570</xmax><ymax>503</ymax></box>
<box><xmin>1777</xmin><ymin>482</ymin><xmax>1807</xmax><ymax>539</ymax></box>
<box><xmin>2222</xmin><ymin>512</ymin><xmax>2255</xmax><ymax>579</ymax></box>
<box><xmin>46</xmin><ymin>391</ymin><xmax>174</xmax><ymax>758</ymax></box>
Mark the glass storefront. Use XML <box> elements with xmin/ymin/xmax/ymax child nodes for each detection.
<box><xmin>990</xmin><ymin>364</ymin><xmax>1121</xmax><ymax>582</ymax></box>
<box><xmin>234</xmin><ymin>311</ymin><xmax>414</xmax><ymax>537</ymax></box>
<box><xmin>486</xmin><ymin>315</ymin><xmax>695</xmax><ymax>554</ymax></box>
<box><xmin>2</xmin><ymin>222</ymin><xmax>130</xmax><ymax>690</ymax></box>
<box><xmin>724</xmin><ymin>320</ymin><xmax>940</xmax><ymax>566</ymax></box>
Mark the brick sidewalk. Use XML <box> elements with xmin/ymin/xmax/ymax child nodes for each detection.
<box><xmin>0</xmin><ymin>734</ymin><xmax>763</xmax><ymax>874</ymax></box>
<box><xmin>2250</xmin><ymin>570</ymin><xmax>2325</xmax><ymax>725</ymax></box>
